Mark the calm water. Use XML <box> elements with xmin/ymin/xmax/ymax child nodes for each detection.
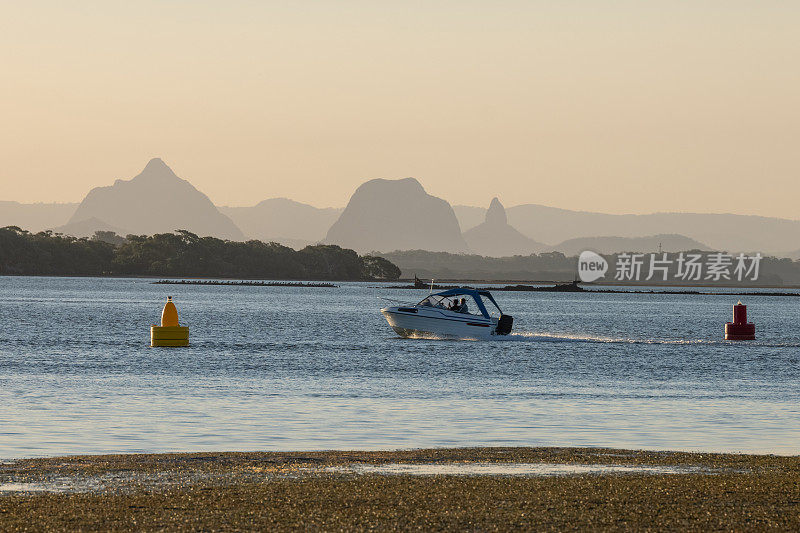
<box><xmin>1</xmin><ymin>277</ymin><xmax>798</xmax><ymax>458</ymax></box>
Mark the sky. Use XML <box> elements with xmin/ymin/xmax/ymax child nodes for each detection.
<box><xmin>1</xmin><ymin>1</ymin><xmax>799</xmax><ymax>217</ymax></box>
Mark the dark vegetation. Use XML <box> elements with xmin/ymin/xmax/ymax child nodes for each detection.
<box><xmin>382</xmin><ymin>249</ymin><xmax>800</xmax><ymax>286</ymax></box>
<box><xmin>390</xmin><ymin>281</ymin><xmax>800</xmax><ymax>296</ymax></box>
<box><xmin>0</xmin><ymin>227</ymin><xmax>401</xmax><ymax>280</ymax></box>
<box><xmin>381</xmin><ymin>250</ymin><xmax>578</xmax><ymax>282</ymax></box>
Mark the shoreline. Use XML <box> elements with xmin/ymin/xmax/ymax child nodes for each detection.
<box><xmin>153</xmin><ymin>279</ymin><xmax>338</xmax><ymax>288</ymax></box>
<box><xmin>387</xmin><ymin>281</ymin><xmax>800</xmax><ymax>296</ymax></box>
<box><xmin>2</xmin><ymin>447</ymin><xmax>798</xmax><ymax>531</ymax></box>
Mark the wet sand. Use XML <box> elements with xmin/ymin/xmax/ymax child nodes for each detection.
<box><xmin>1</xmin><ymin>447</ymin><xmax>798</xmax><ymax>531</ymax></box>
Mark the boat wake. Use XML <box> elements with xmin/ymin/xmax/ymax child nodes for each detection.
<box><xmin>502</xmin><ymin>332</ymin><xmax>714</xmax><ymax>345</ymax></box>
<box><xmin>391</xmin><ymin>330</ymin><xmax>800</xmax><ymax>347</ymax></box>
<box><xmin>394</xmin><ymin>331</ymin><xmax>711</xmax><ymax>344</ymax></box>
<box><xmin>500</xmin><ymin>331</ymin><xmax>800</xmax><ymax>347</ymax></box>
<box><xmin>400</xmin><ymin>332</ymin><xmax>480</xmax><ymax>341</ymax></box>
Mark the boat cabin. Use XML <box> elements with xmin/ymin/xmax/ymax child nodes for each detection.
<box><xmin>416</xmin><ymin>288</ymin><xmax>504</xmax><ymax>320</ymax></box>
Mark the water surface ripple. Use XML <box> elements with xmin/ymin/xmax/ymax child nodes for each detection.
<box><xmin>0</xmin><ymin>277</ymin><xmax>798</xmax><ymax>458</ymax></box>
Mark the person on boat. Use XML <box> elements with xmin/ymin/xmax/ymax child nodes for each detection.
<box><xmin>448</xmin><ymin>299</ymin><xmax>459</xmax><ymax>311</ymax></box>
<box><xmin>459</xmin><ymin>297</ymin><xmax>469</xmax><ymax>314</ymax></box>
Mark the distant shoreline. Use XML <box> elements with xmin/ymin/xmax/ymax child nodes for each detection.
<box><xmin>392</xmin><ymin>278</ymin><xmax>800</xmax><ymax>290</ymax></box>
<box><xmin>387</xmin><ymin>281</ymin><xmax>800</xmax><ymax>296</ymax></box>
<box><xmin>153</xmin><ymin>279</ymin><xmax>338</xmax><ymax>288</ymax></box>
<box><xmin>3</xmin><ymin>274</ymin><xmax>800</xmax><ymax>293</ymax></box>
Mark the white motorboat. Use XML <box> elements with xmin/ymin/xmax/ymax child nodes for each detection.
<box><xmin>381</xmin><ymin>288</ymin><xmax>513</xmax><ymax>339</ymax></box>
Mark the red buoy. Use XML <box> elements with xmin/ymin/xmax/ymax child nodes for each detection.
<box><xmin>725</xmin><ymin>301</ymin><xmax>755</xmax><ymax>340</ymax></box>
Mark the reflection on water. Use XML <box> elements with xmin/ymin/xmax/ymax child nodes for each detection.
<box><xmin>0</xmin><ymin>276</ymin><xmax>799</xmax><ymax>458</ymax></box>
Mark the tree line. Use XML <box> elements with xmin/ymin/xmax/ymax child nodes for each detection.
<box><xmin>0</xmin><ymin>227</ymin><xmax>401</xmax><ymax>280</ymax></box>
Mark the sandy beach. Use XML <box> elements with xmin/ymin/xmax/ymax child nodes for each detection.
<box><xmin>1</xmin><ymin>447</ymin><xmax>798</xmax><ymax>531</ymax></box>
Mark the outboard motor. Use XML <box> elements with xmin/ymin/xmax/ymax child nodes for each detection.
<box><xmin>496</xmin><ymin>314</ymin><xmax>513</xmax><ymax>335</ymax></box>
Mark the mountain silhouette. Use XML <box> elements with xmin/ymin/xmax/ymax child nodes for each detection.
<box><xmin>54</xmin><ymin>217</ymin><xmax>128</xmax><ymax>238</ymax></box>
<box><xmin>65</xmin><ymin>158</ymin><xmax>244</xmax><ymax>240</ymax></box>
<box><xmin>454</xmin><ymin>203</ymin><xmax>800</xmax><ymax>254</ymax></box>
<box><xmin>505</xmin><ymin>204</ymin><xmax>800</xmax><ymax>254</ymax></box>
<box><xmin>463</xmin><ymin>198</ymin><xmax>545</xmax><ymax>256</ymax></box>
<box><xmin>551</xmin><ymin>233</ymin><xmax>710</xmax><ymax>256</ymax></box>
<box><xmin>453</xmin><ymin>205</ymin><xmax>487</xmax><ymax>232</ymax></box>
<box><xmin>325</xmin><ymin>178</ymin><xmax>467</xmax><ymax>253</ymax></box>
<box><xmin>7</xmin><ymin>169</ymin><xmax>800</xmax><ymax>256</ymax></box>
<box><xmin>0</xmin><ymin>201</ymin><xmax>78</xmax><ymax>232</ymax></box>
<box><xmin>220</xmin><ymin>198</ymin><xmax>342</xmax><ymax>247</ymax></box>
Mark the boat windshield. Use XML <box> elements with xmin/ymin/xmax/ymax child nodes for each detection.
<box><xmin>417</xmin><ymin>294</ymin><xmax>459</xmax><ymax>309</ymax></box>
<box><xmin>416</xmin><ymin>293</ymin><xmax>485</xmax><ymax>316</ymax></box>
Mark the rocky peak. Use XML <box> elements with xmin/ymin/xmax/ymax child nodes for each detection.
<box><xmin>66</xmin><ymin>158</ymin><xmax>244</xmax><ymax>240</ymax></box>
<box><xmin>485</xmin><ymin>197</ymin><xmax>507</xmax><ymax>226</ymax></box>
<box><xmin>325</xmin><ymin>177</ymin><xmax>467</xmax><ymax>253</ymax></box>
<box><xmin>133</xmin><ymin>157</ymin><xmax>179</xmax><ymax>183</ymax></box>
<box><xmin>143</xmin><ymin>157</ymin><xmax>168</xmax><ymax>171</ymax></box>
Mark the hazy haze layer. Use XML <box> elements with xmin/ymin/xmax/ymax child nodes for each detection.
<box><xmin>1</xmin><ymin>1</ymin><xmax>799</xmax><ymax>217</ymax></box>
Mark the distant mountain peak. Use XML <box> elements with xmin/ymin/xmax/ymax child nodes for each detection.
<box><xmin>485</xmin><ymin>197</ymin><xmax>507</xmax><ymax>226</ymax></box>
<box><xmin>356</xmin><ymin>177</ymin><xmax>425</xmax><ymax>196</ymax></box>
<box><xmin>134</xmin><ymin>157</ymin><xmax>180</xmax><ymax>182</ymax></box>
<box><xmin>463</xmin><ymin>197</ymin><xmax>544</xmax><ymax>256</ymax></box>
<box><xmin>144</xmin><ymin>157</ymin><xmax>168</xmax><ymax>170</ymax></box>
<box><xmin>65</xmin><ymin>158</ymin><xmax>244</xmax><ymax>240</ymax></box>
<box><xmin>398</xmin><ymin>177</ymin><xmax>424</xmax><ymax>189</ymax></box>
<box><xmin>325</xmin><ymin>177</ymin><xmax>467</xmax><ymax>253</ymax></box>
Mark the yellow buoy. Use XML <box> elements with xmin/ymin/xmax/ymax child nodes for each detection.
<box><xmin>161</xmin><ymin>297</ymin><xmax>180</xmax><ymax>327</ymax></box>
<box><xmin>151</xmin><ymin>296</ymin><xmax>189</xmax><ymax>347</ymax></box>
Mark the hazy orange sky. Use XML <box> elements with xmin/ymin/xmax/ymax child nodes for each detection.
<box><xmin>1</xmin><ymin>1</ymin><xmax>798</xmax><ymax>217</ymax></box>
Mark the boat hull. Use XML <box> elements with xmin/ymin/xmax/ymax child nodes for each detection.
<box><xmin>381</xmin><ymin>307</ymin><xmax>497</xmax><ymax>339</ymax></box>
